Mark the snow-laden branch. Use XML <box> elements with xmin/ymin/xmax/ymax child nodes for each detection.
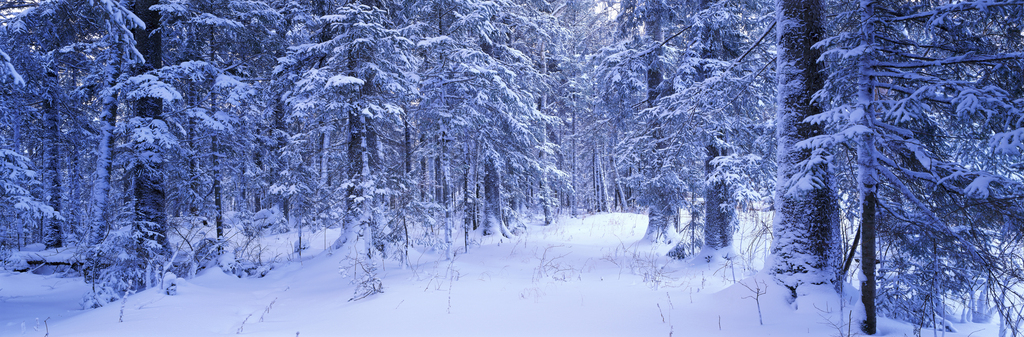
<box><xmin>890</xmin><ymin>0</ymin><xmax>1024</xmax><ymax>22</ymax></box>
<box><xmin>0</xmin><ymin>49</ymin><xmax>23</xmax><ymax>85</ymax></box>
<box><xmin>875</xmin><ymin>163</ymin><xmax>983</xmax><ymax>260</ymax></box>
<box><xmin>874</xmin><ymin>53</ymin><xmax>1024</xmax><ymax>69</ymax></box>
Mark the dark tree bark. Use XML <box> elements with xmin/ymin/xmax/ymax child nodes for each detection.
<box><xmin>694</xmin><ymin>0</ymin><xmax>735</xmax><ymax>252</ymax></box>
<box><xmin>645</xmin><ymin>204</ymin><xmax>673</xmax><ymax>243</ymax></box>
<box><xmin>43</xmin><ymin>85</ymin><xmax>64</xmax><ymax>249</ymax></box>
<box><xmin>856</xmin><ymin>0</ymin><xmax>878</xmax><ymax>332</ymax></box>
<box><xmin>366</xmin><ymin>116</ymin><xmax>381</xmax><ymax>240</ymax></box>
<box><xmin>132</xmin><ymin>0</ymin><xmax>162</xmax><ymax>116</ymax></box>
<box><xmin>88</xmin><ymin>93</ymin><xmax>117</xmax><ymax>246</ymax></box>
<box><xmin>420</xmin><ymin>155</ymin><xmax>428</xmax><ymax>202</ymax></box>
<box><xmin>592</xmin><ymin>148</ymin><xmax>608</xmax><ymax>212</ymax></box>
<box><xmin>640</xmin><ymin>9</ymin><xmax>679</xmax><ymax>244</ymax></box>
<box><xmin>463</xmin><ymin>141</ymin><xmax>477</xmax><ymax>238</ymax></box>
<box><xmin>272</xmin><ymin>96</ymin><xmax>290</xmax><ymax>225</ymax></box>
<box><xmin>704</xmin><ymin>144</ymin><xmax>734</xmax><ymax>250</ymax></box>
<box><xmin>213</xmin><ymin>135</ymin><xmax>223</xmax><ymax>243</ymax></box>
<box><xmin>463</xmin><ymin>169</ymin><xmax>471</xmax><ymax>236</ymax></box>
<box><xmin>569</xmin><ymin>108</ymin><xmax>578</xmax><ymax>217</ymax></box>
<box><xmin>645</xmin><ymin>9</ymin><xmax>664</xmax><ymax>105</ymax></box>
<box><xmin>861</xmin><ymin>191</ymin><xmax>877</xmax><ymax>333</ymax></box>
<box><xmin>435</xmin><ymin>156</ymin><xmax>445</xmax><ymax>205</ymax></box>
<box><xmin>346</xmin><ymin>109</ymin><xmax>367</xmax><ymax>230</ymax></box>
<box><xmin>483</xmin><ymin>157</ymin><xmax>502</xmax><ymax>236</ymax></box>
<box><xmin>769</xmin><ymin>0</ymin><xmax>842</xmax><ymax>296</ymax></box>
<box><xmin>404</xmin><ymin>115</ymin><xmax>412</xmax><ymax>180</ymax></box>
<box><xmin>130</xmin><ymin>0</ymin><xmax>169</xmax><ymax>255</ymax></box>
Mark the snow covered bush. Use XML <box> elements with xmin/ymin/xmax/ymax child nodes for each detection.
<box><xmin>1</xmin><ymin>248</ymin><xmax>28</xmax><ymax>272</ymax></box>
<box><xmin>162</xmin><ymin>272</ymin><xmax>178</xmax><ymax>295</ymax></box>
<box><xmin>82</xmin><ymin>223</ymin><xmax>170</xmax><ymax>307</ymax></box>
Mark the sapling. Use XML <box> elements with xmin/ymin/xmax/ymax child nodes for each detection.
<box><xmin>259</xmin><ymin>297</ymin><xmax>277</xmax><ymax>322</ymax></box>
<box><xmin>163</xmin><ymin>273</ymin><xmax>178</xmax><ymax>295</ymax></box>
<box><xmin>533</xmin><ymin>244</ymin><xmax>571</xmax><ymax>282</ymax></box>
<box><xmin>630</xmin><ymin>249</ymin><xmax>672</xmax><ymax>289</ymax></box>
<box><xmin>740</xmin><ymin>279</ymin><xmax>767</xmax><ymax>325</ymax></box>
<box><xmin>237</xmin><ymin>313</ymin><xmax>253</xmax><ymax>334</ymax></box>
<box><xmin>349</xmin><ymin>258</ymin><xmax>384</xmax><ymax>301</ymax></box>
<box><xmin>118</xmin><ymin>287</ymin><xmax>136</xmax><ymax>323</ymax></box>
<box><xmin>816</xmin><ymin>302</ymin><xmax>861</xmax><ymax>337</ymax></box>
<box><xmin>447</xmin><ymin>274</ymin><xmax>453</xmax><ymax>314</ymax></box>
<box><xmin>657</xmin><ymin>303</ymin><xmax>666</xmax><ymax>323</ymax></box>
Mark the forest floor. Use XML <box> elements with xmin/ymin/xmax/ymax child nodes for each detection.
<box><xmin>0</xmin><ymin>212</ymin><xmax>1001</xmax><ymax>337</ymax></box>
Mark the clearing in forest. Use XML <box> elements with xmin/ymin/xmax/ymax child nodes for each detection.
<box><xmin>0</xmin><ymin>213</ymin><xmax>998</xmax><ymax>336</ymax></box>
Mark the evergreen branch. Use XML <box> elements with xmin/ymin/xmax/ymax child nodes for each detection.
<box><xmin>874</xmin><ymin>53</ymin><xmax>1024</xmax><ymax>68</ymax></box>
<box><xmin>889</xmin><ymin>1</ymin><xmax>1024</xmax><ymax>22</ymax></box>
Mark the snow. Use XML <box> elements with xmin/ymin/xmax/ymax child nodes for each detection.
<box><xmin>0</xmin><ymin>213</ymin><xmax>1002</xmax><ymax>337</ymax></box>
<box><xmin>191</xmin><ymin>13</ymin><xmax>244</xmax><ymax>29</ymax></box>
<box><xmin>416</xmin><ymin>36</ymin><xmax>455</xmax><ymax>48</ymax></box>
<box><xmin>992</xmin><ymin>128</ymin><xmax>1024</xmax><ymax>156</ymax></box>
<box><xmin>964</xmin><ymin>175</ymin><xmax>997</xmax><ymax>199</ymax></box>
<box><xmin>906</xmin><ymin>142</ymin><xmax>932</xmax><ymax>169</ymax></box>
<box><xmin>326</xmin><ymin>74</ymin><xmax>365</xmax><ymax>88</ymax></box>
<box><xmin>10</xmin><ymin>246</ymin><xmax>83</xmax><ymax>268</ymax></box>
<box><xmin>0</xmin><ymin>49</ymin><xmax>24</xmax><ymax>86</ymax></box>
<box><xmin>126</xmin><ymin>74</ymin><xmax>182</xmax><ymax>101</ymax></box>
<box><xmin>214</xmin><ymin>74</ymin><xmax>253</xmax><ymax>106</ymax></box>
<box><xmin>0</xmin><ymin>273</ymin><xmax>91</xmax><ymax>335</ymax></box>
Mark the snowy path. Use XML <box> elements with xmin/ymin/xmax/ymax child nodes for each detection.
<box><xmin>1</xmin><ymin>213</ymin><xmax>1000</xmax><ymax>336</ymax></box>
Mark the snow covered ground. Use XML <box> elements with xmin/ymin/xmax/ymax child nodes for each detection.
<box><xmin>0</xmin><ymin>213</ymin><xmax>1001</xmax><ymax>336</ymax></box>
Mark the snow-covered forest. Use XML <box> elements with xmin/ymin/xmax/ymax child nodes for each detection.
<box><xmin>0</xmin><ymin>0</ymin><xmax>1022</xmax><ymax>335</ymax></box>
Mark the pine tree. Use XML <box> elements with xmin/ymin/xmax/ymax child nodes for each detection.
<box><xmin>411</xmin><ymin>0</ymin><xmax>551</xmax><ymax>243</ymax></box>
<box><xmin>769</xmin><ymin>0</ymin><xmax>843</xmax><ymax>296</ymax></box>
<box><xmin>0</xmin><ymin>55</ymin><xmax>56</xmax><ymax>229</ymax></box>
<box><xmin>817</xmin><ymin>0</ymin><xmax>1024</xmax><ymax>331</ymax></box>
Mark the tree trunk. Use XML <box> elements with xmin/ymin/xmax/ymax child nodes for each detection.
<box><xmin>770</xmin><ymin>0</ymin><xmax>842</xmax><ymax>296</ymax></box>
<box><xmin>435</xmin><ymin>156</ymin><xmax>445</xmax><ymax>205</ymax></box>
<box><xmin>366</xmin><ymin>115</ymin><xmax>381</xmax><ymax>250</ymax></box>
<box><xmin>704</xmin><ymin>143</ymin><xmax>734</xmax><ymax>250</ymax></box>
<box><xmin>570</xmin><ymin>108</ymin><xmax>578</xmax><ymax>217</ymax></box>
<box><xmin>644</xmin><ymin>204</ymin><xmax>673</xmax><ymax>243</ymax></box>
<box><xmin>420</xmin><ymin>153</ymin><xmax>428</xmax><ymax>202</ymax></box>
<box><xmin>857</xmin><ymin>0</ymin><xmax>878</xmax><ymax>330</ymax></box>
<box><xmin>210</xmin><ymin>37</ymin><xmax>224</xmax><ymax>250</ymax></box>
<box><xmin>695</xmin><ymin>4</ymin><xmax>735</xmax><ymax>252</ymax></box>
<box><xmin>404</xmin><ymin>114</ymin><xmax>412</xmax><ymax>181</ymax></box>
<box><xmin>463</xmin><ymin>166</ymin><xmax>471</xmax><ymax>250</ymax></box>
<box><xmin>439</xmin><ymin>132</ymin><xmax>453</xmax><ymax>258</ymax></box>
<box><xmin>861</xmin><ymin>190</ymin><xmax>877</xmax><ymax>334</ymax></box>
<box><xmin>540</xmin><ymin>174</ymin><xmax>552</xmax><ymax>225</ymax></box>
<box><xmin>402</xmin><ymin>112</ymin><xmax>413</xmax><ymax>265</ymax></box>
<box><xmin>88</xmin><ymin>93</ymin><xmax>117</xmax><ymax>246</ymax></box>
<box><xmin>43</xmin><ymin>90</ymin><xmax>64</xmax><ymax>249</ymax></box>
<box><xmin>642</xmin><ymin>12</ymin><xmax>677</xmax><ymax>244</ymax></box>
<box><xmin>473</xmin><ymin>139</ymin><xmax>482</xmax><ymax>231</ymax></box>
<box><xmin>645</xmin><ymin>10</ymin><xmax>664</xmax><ymax>106</ymax></box>
<box><xmin>341</xmin><ymin>106</ymin><xmax>381</xmax><ymax>261</ymax></box>
<box><xmin>483</xmin><ymin>157</ymin><xmax>502</xmax><ymax>236</ymax></box>
<box><xmin>346</xmin><ymin>109</ymin><xmax>367</xmax><ymax>234</ymax></box>
<box><xmin>538</xmin><ymin>49</ymin><xmax>554</xmax><ymax>225</ymax></box>
<box><xmin>213</xmin><ymin>135</ymin><xmax>224</xmax><ymax>247</ymax></box>
<box><xmin>593</xmin><ymin>146</ymin><xmax>608</xmax><ymax>212</ymax></box>
<box><xmin>464</xmin><ymin>141</ymin><xmax>476</xmax><ymax>236</ymax></box>
<box><xmin>131</xmin><ymin>0</ymin><xmax>169</xmax><ymax>256</ymax></box>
